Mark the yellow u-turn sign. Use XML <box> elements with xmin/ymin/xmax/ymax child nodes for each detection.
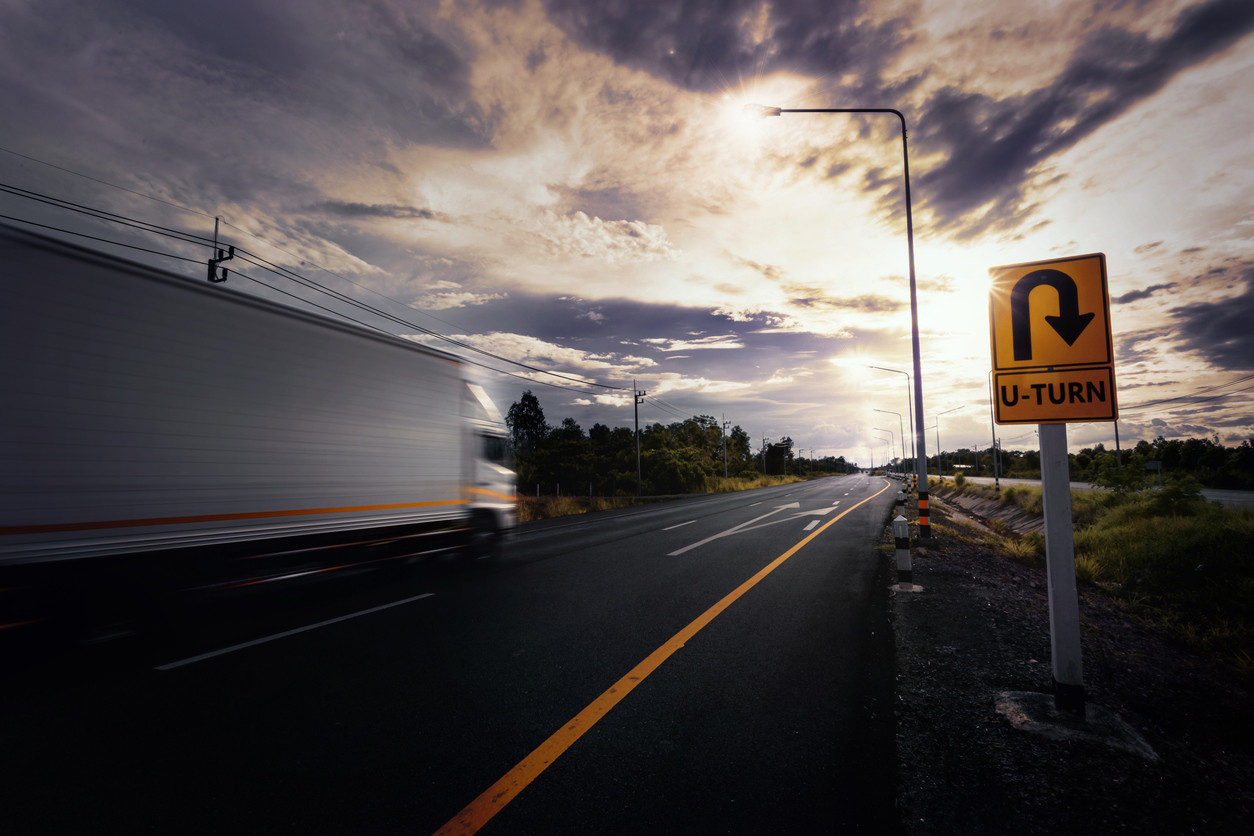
<box><xmin>989</xmin><ymin>253</ymin><xmax>1117</xmax><ymax>424</ymax></box>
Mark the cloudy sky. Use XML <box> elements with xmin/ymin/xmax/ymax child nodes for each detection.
<box><xmin>2</xmin><ymin>0</ymin><xmax>1252</xmax><ymax>466</ymax></box>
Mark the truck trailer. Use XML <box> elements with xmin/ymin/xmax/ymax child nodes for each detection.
<box><xmin>0</xmin><ymin>222</ymin><xmax>516</xmax><ymax>650</ymax></box>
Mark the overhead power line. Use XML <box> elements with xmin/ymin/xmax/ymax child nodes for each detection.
<box><xmin>1119</xmin><ymin>373</ymin><xmax>1254</xmax><ymax>415</ymax></box>
<box><xmin>0</xmin><ymin>178</ymin><xmax>632</xmax><ymax>394</ymax></box>
<box><xmin>0</xmin><ymin>144</ymin><xmax>216</xmax><ymax>218</ymax></box>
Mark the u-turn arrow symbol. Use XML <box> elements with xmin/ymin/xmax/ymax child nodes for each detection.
<box><xmin>1010</xmin><ymin>269</ymin><xmax>1096</xmax><ymax>362</ymax></box>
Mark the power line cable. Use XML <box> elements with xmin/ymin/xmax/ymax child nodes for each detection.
<box><xmin>0</xmin><ymin>213</ymin><xmax>205</xmax><ymax>265</ymax></box>
<box><xmin>1120</xmin><ymin>374</ymin><xmax>1254</xmax><ymax>414</ymax></box>
<box><xmin>231</xmin><ymin>246</ymin><xmax>627</xmax><ymax>391</ymax></box>
<box><xmin>0</xmin><ymin>181</ymin><xmax>633</xmax><ymax>393</ymax></box>
<box><xmin>0</xmin><ymin>145</ymin><xmax>215</xmax><ymax>218</ymax></box>
<box><xmin>0</xmin><ymin>182</ymin><xmax>214</xmax><ymax>247</ymax></box>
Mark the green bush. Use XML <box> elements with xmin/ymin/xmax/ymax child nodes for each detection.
<box><xmin>953</xmin><ymin>480</ymin><xmax>1253</xmax><ymax>673</ymax></box>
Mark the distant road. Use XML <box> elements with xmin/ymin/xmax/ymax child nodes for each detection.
<box><xmin>962</xmin><ymin>475</ymin><xmax>1254</xmax><ymax>510</ymax></box>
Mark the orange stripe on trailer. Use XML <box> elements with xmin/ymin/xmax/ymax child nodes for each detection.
<box><xmin>0</xmin><ymin>499</ymin><xmax>470</xmax><ymax>536</ymax></box>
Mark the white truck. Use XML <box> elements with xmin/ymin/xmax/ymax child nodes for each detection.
<box><xmin>0</xmin><ymin>222</ymin><xmax>516</xmax><ymax>649</ymax></box>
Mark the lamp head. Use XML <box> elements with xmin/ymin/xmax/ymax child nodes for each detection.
<box><xmin>743</xmin><ymin>103</ymin><xmax>782</xmax><ymax>118</ymax></box>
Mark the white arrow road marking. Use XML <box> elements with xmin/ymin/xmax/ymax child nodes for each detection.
<box><xmin>668</xmin><ymin>503</ymin><xmax>799</xmax><ymax>556</ymax></box>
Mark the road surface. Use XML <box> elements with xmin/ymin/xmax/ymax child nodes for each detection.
<box><xmin>1</xmin><ymin>474</ymin><xmax>901</xmax><ymax>835</ymax></box>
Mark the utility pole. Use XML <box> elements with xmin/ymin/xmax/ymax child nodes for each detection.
<box><xmin>634</xmin><ymin>382</ymin><xmax>646</xmax><ymax>496</ymax></box>
<box><xmin>722</xmin><ymin>415</ymin><xmax>730</xmax><ymax>478</ymax></box>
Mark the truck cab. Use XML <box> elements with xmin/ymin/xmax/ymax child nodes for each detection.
<box><xmin>464</xmin><ymin>383</ymin><xmax>518</xmax><ymax>557</ymax></box>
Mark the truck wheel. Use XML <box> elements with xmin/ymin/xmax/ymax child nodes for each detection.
<box><xmin>467</xmin><ymin>514</ymin><xmax>503</xmax><ymax>562</ymax></box>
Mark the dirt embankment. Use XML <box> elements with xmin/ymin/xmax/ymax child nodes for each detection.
<box><xmin>890</xmin><ymin>491</ymin><xmax>1254</xmax><ymax>834</ymax></box>
<box><xmin>930</xmin><ymin>483</ymin><xmax>1043</xmax><ymax>535</ymax></box>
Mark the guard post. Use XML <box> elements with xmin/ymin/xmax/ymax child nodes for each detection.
<box><xmin>892</xmin><ymin>514</ymin><xmax>914</xmax><ymax>591</ymax></box>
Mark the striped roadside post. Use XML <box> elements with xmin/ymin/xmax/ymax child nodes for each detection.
<box><xmin>894</xmin><ymin>490</ymin><xmax>905</xmax><ymax>518</ymax></box>
<box><xmin>892</xmin><ymin>513</ymin><xmax>917</xmax><ymax>591</ymax></box>
<box><xmin>918</xmin><ymin>482</ymin><xmax>931</xmax><ymax>539</ymax></box>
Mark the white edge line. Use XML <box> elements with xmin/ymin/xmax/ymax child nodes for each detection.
<box><xmin>663</xmin><ymin>520</ymin><xmax>697</xmax><ymax>531</ymax></box>
<box><xmin>156</xmin><ymin>592</ymin><xmax>435</xmax><ymax>671</ymax></box>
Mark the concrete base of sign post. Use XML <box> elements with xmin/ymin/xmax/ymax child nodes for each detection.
<box><xmin>995</xmin><ymin>691</ymin><xmax>1159</xmax><ymax>762</ymax></box>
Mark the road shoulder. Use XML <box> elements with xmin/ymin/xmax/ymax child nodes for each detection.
<box><xmin>888</xmin><ymin>498</ymin><xmax>1254</xmax><ymax>834</ymax></box>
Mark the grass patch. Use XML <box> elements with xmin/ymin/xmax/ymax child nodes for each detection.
<box><xmin>1072</xmin><ymin>496</ymin><xmax>1254</xmax><ymax>666</ymax></box>
<box><xmin>943</xmin><ymin>477</ymin><xmax>1254</xmax><ymax>675</ymax></box>
<box><xmin>709</xmin><ymin>474</ymin><xmax>804</xmax><ymax>492</ymax></box>
<box><xmin>517</xmin><ymin>495</ymin><xmax>647</xmax><ymax>522</ymax></box>
<box><xmin>995</xmin><ymin>531</ymin><xmax>1045</xmax><ymax>568</ymax></box>
<box><xmin>518</xmin><ymin>473</ymin><xmax>810</xmax><ymax>521</ymax></box>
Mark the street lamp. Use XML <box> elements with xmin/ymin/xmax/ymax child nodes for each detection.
<box><xmin>933</xmin><ymin>405</ymin><xmax>963</xmax><ymax>475</ymax></box>
<box><xmin>748</xmin><ymin>103</ymin><xmax>930</xmax><ymax>537</ymax></box>
<box><xmin>869</xmin><ymin>365</ymin><xmax>914</xmax><ymax>465</ymax></box>
<box><xmin>873</xmin><ymin>408</ymin><xmax>905</xmax><ymax>474</ymax></box>
<box><xmin>874</xmin><ymin>427</ymin><xmax>897</xmax><ymax>474</ymax></box>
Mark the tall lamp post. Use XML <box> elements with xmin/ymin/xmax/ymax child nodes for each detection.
<box><xmin>874</xmin><ymin>408</ymin><xmax>905</xmax><ymax>475</ymax></box>
<box><xmin>747</xmin><ymin>103</ymin><xmax>930</xmax><ymax>537</ymax></box>
<box><xmin>874</xmin><ymin>429</ymin><xmax>895</xmax><ymax>474</ymax></box>
<box><xmin>869</xmin><ymin>365</ymin><xmax>914</xmax><ymax>466</ymax></box>
<box><xmin>933</xmin><ymin>405</ymin><xmax>963</xmax><ymax>476</ymax></box>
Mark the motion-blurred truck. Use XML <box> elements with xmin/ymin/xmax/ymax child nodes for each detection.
<box><xmin>0</xmin><ymin>223</ymin><xmax>516</xmax><ymax>650</ymax></box>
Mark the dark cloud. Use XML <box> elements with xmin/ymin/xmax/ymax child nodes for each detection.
<box><xmin>916</xmin><ymin>0</ymin><xmax>1254</xmax><ymax>237</ymax></box>
<box><xmin>1115</xmin><ymin>327</ymin><xmax>1174</xmax><ymax>366</ymax></box>
<box><xmin>541</xmin><ymin>0</ymin><xmax>1253</xmax><ymax>238</ymax></box>
<box><xmin>553</xmin><ymin>184</ymin><xmax>660</xmax><ymax>224</ymax></box>
<box><xmin>122</xmin><ymin>0</ymin><xmax>485</xmax><ymax>146</ymax></box>
<box><xmin>788</xmin><ymin>292</ymin><xmax>904</xmax><ymax>313</ymax></box>
<box><xmin>0</xmin><ymin>0</ymin><xmax>490</xmax><ymax>216</ymax></box>
<box><xmin>541</xmin><ymin>0</ymin><xmax>911</xmax><ymax>97</ymax></box>
<box><xmin>311</xmin><ymin>201</ymin><xmax>442</xmax><ymax>220</ymax></box>
<box><xmin>1169</xmin><ymin>271</ymin><xmax>1254</xmax><ymax>370</ymax></box>
<box><xmin>1113</xmin><ymin>282</ymin><xmax>1177</xmax><ymax>304</ymax></box>
<box><xmin>734</xmin><ymin>255</ymin><xmax>787</xmax><ymax>283</ymax></box>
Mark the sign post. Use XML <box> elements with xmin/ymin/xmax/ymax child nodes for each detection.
<box><xmin>989</xmin><ymin>253</ymin><xmax>1117</xmax><ymax>715</ymax></box>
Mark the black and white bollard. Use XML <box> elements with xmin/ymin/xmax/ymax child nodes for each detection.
<box><xmin>892</xmin><ymin>514</ymin><xmax>919</xmax><ymax>592</ymax></box>
<box><xmin>895</xmin><ymin>491</ymin><xmax>905</xmax><ymax>518</ymax></box>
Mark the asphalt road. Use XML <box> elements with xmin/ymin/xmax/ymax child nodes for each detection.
<box><xmin>1</xmin><ymin>473</ymin><xmax>900</xmax><ymax>835</ymax></box>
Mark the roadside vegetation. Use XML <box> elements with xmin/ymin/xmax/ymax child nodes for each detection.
<box><xmin>517</xmin><ymin>473</ymin><xmax>807</xmax><ymax>522</ymax></box>
<box><xmin>930</xmin><ymin>434</ymin><xmax>1254</xmax><ymax>489</ymax></box>
<box><xmin>932</xmin><ymin>473</ymin><xmax>1254</xmax><ymax>676</ymax></box>
<box><xmin>505</xmin><ymin>389</ymin><xmax>847</xmax><ymax>502</ymax></box>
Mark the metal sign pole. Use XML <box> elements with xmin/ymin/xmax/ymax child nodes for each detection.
<box><xmin>1038</xmin><ymin>422</ymin><xmax>1085</xmax><ymax>714</ymax></box>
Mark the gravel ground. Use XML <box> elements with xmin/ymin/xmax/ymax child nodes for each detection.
<box><xmin>889</xmin><ymin>492</ymin><xmax>1254</xmax><ymax>835</ymax></box>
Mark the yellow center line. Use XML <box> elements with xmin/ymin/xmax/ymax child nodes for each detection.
<box><xmin>433</xmin><ymin>479</ymin><xmax>892</xmax><ymax>836</ymax></box>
